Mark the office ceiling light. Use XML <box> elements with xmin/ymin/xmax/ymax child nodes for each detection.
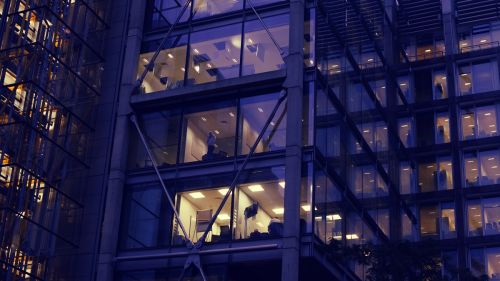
<box><xmin>257</xmin><ymin>107</ymin><xmax>264</xmax><ymax>113</ymax></box>
<box><xmin>272</xmin><ymin>208</ymin><xmax>284</xmax><ymax>215</ymax></box>
<box><xmin>400</xmin><ymin>83</ymin><xmax>407</xmax><ymax>86</ymax></box>
<box><xmin>181</xmin><ymin>67</ymin><xmax>186</xmax><ymax>72</ymax></box>
<box><xmin>401</xmin><ymin>124</ymin><xmax>408</xmax><ymax>128</ymax></box>
<box><xmin>367</xmin><ymin>58</ymin><xmax>374</xmax><ymax>62</ymax></box>
<box><xmin>256</xmin><ymin>222</ymin><xmax>263</xmax><ymax>227</ymax></box>
<box><xmin>218</xmin><ymin>213</ymin><xmax>230</xmax><ymax>220</ymax></box>
<box><xmin>214</xmin><ymin>130</ymin><xmax>220</xmax><ymax>135</ymax></box>
<box><xmin>194</xmin><ymin>48</ymin><xmax>200</xmax><ymax>54</ymax></box>
<box><xmin>301</xmin><ymin>205</ymin><xmax>311</xmax><ymax>212</ymax></box>
<box><xmin>248</xmin><ymin>38</ymin><xmax>254</xmax><ymax>44</ymax></box>
<box><xmin>228</xmin><ymin>112</ymin><xmax>235</xmax><ymax>117</ymax></box>
<box><xmin>492</xmin><ymin>166</ymin><xmax>498</xmax><ymax>169</ymax></box>
<box><xmin>326</xmin><ymin>214</ymin><xmax>342</xmax><ymax>221</ymax></box>
<box><xmin>461</xmin><ymin>73</ymin><xmax>468</xmax><ymax>76</ymax></box>
<box><xmin>279</xmin><ymin>181</ymin><xmax>285</xmax><ymax>188</ymax></box>
<box><xmin>461</xmin><ymin>42</ymin><xmax>468</xmax><ymax>46</ymax></box>
<box><xmin>489</xmin><ymin>158</ymin><xmax>496</xmax><ymax>161</ymax></box>
<box><xmin>218</xmin><ymin>188</ymin><xmax>229</xmax><ymax>195</ymax></box>
<box><xmin>248</xmin><ymin>184</ymin><xmax>264</xmax><ymax>192</ymax></box>
<box><xmin>167</xmin><ymin>53</ymin><xmax>174</xmax><ymax>59</ymax></box>
<box><xmin>207</xmin><ymin>63</ymin><xmax>212</xmax><ymax>68</ymax></box>
<box><xmin>270</xmin><ymin>121</ymin><xmax>276</xmax><ymax>126</ymax></box>
<box><xmin>232</xmin><ymin>58</ymin><xmax>238</xmax><ymax>63</ymax></box>
<box><xmin>441</xmin><ymin>76</ymin><xmax>447</xmax><ymax>80</ymax></box>
<box><xmin>485</xmin><ymin>113</ymin><xmax>492</xmax><ymax>116</ymax></box>
<box><xmin>346</xmin><ymin>234</ymin><xmax>359</xmax><ymax>240</ymax></box>
<box><xmin>480</xmin><ymin>39</ymin><xmax>488</xmax><ymax>43</ymax></box>
<box><xmin>201</xmin><ymin>117</ymin><xmax>207</xmax><ymax>122</ymax></box>
<box><xmin>424</xmin><ymin>49</ymin><xmax>431</xmax><ymax>53</ymax></box>
<box><xmin>465</xmin><ymin>82</ymin><xmax>471</xmax><ymax>86</ymax></box>
<box><xmin>194</xmin><ymin>65</ymin><xmax>200</xmax><ymax>73</ymax></box>
<box><xmin>143</xmin><ymin>58</ymin><xmax>149</xmax><ymax>64</ymax></box>
<box><xmin>189</xmin><ymin>192</ymin><xmax>205</xmax><ymax>199</ymax></box>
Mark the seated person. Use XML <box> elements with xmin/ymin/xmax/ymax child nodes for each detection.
<box><xmin>268</xmin><ymin>217</ymin><xmax>283</xmax><ymax>237</ymax></box>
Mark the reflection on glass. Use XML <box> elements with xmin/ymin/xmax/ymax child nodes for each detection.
<box><xmin>473</xmin><ymin>62</ymin><xmax>494</xmax><ymax>93</ymax></box>
<box><xmin>418</xmin><ymin>158</ymin><xmax>453</xmax><ymax>192</ymax></box>
<box><xmin>484</xmin><ymin>198</ymin><xmax>500</xmax><ymax>236</ymax></box>
<box><xmin>139</xmin><ymin>35</ymin><xmax>188</xmax><ymax>93</ymax></box>
<box><xmin>399</xmin><ymin>118</ymin><xmax>413</xmax><ymax>147</ymax></box>
<box><xmin>420</xmin><ymin>205</ymin><xmax>438</xmax><ymax>238</ymax></box>
<box><xmin>436</xmin><ymin>113</ymin><xmax>450</xmax><ymax>143</ymax></box>
<box><xmin>151</xmin><ymin>0</ymin><xmax>191</xmax><ymax>29</ymax></box>
<box><xmin>314</xmin><ymin>170</ymin><xmax>343</xmax><ymax>243</ymax></box>
<box><xmin>441</xmin><ymin>203</ymin><xmax>456</xmax><ymax>239</ymax></box>
<box><xmin>477</xmin><ymin>106</ymin><xmax>498</xmax><ymax>138</ymax></box>
<box><xmin>173</xmin><ymin>187</ymin><xmax>231</xmax><ymax>244</ymax></box>
<box><xmin>188</xmin><ymin>24</ymin><xmax>242</xmax><ymax>85</ymax></box>
<box><xmin>348</xmin><ymin>83</ymin><xmax>374</xmax><ymax>112</ymax></box>
<box><xmin>433</xmin><ymin>70</ymin><xmax>447</xmax><ymax>99</ymax></box>
<box><xmin>128</xmin><ymin>111</ymin><xmax>181</xmax><ymax>169</ymax></box>
<box><xmin>462</xmin><ymin>110</ymin><xmax>476</xmax><ymax>140</ymax></box>
<box><xmin>370</xmin><ymin>80</ymin><xmax>386</xmax><ymax>107</ymax></box>
<box><xmin>468</xmin><ymin>200</ymin><xmax>483</xmax><ymax>237</ymax></box>
<box><xmin>397</xmin><ymin>76</ymin><xmax>412</xmax><ymax>104</ymax></box>
<box><xmin>400</xmin><ymin>162</ymin><xmax>415</xmax><ymax>194</ymax></box>
<box><xmin>486</xmin><ymin>248</ymin><xmax>500</xmax><ymax>280</ymax></box>
<box><xmin>192</xmin><ymin>0</ymin><xmax>243</xmax><ymax>19</ymax></box>
<box><xmin>351</xmin><ymin>165</ymin><xmax>388</xmax><ymax>198</ymax></box>
<box><xmin>239</xmin><ymin>92</ymin><xmax>286</xmax><ymax>154</ymax></box>
<box><xmin>121</xmin><ymin>185</ymin><xmax>167</xmax><ymax>249</ymax></box>
<box><xmin>470</xmin><ymin>248</ymin><xmax>486</xmax><ymax>277</ymax></box>
<box><xmin>242</xmin><ymin>14</ymin><xmax>289</xmax><ymax>76</ymax></box>
<box><xmin>480</xmin><ymin>150</ymin><xmax>500</xmax><ymax>185</ymax></box>
<box><xmin>181</xmin><ymin>103</ymin><xmax>236</xmax><ymax>163</ymax></box>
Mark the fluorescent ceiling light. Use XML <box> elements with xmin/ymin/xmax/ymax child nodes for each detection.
<box><xmin>326</xmin><ymin>214</ymin><xmax>342</xmax><ymax>221</ymax></box>
<box><xmin>272</xmin><ymin>208</ymin><xmax>284</xmax><ymax>215</ymax></box>
<box><xmin>218</xmin><ymin>188</ymin><xmax>229</xmax><ymax>195</ymax></box>
<box><xmin>279</xmin><ymin>181</ymin><xmax>285</xmax><ymax>188</ymax></box>
<box><xmin>189</xmin><ymin>192</ymin><xmax>205</xmax><ymax>199</ymax></box>
<box><xmin>248</xmin><ymin>184</ymin><xmax>264</xmax><ymax>192</ymax></box>
<box><xmin>218</xmin><ymin>213</ymin><xmax>230</xmax><ymax>220</ymax></box>
<box><xmin>301</xmin><ymin>205</ymin><xmax>311</xmax><ymax>212</ymax></box>
<box><xmin>346</xmin><ymin>234</ymin><xmax>359</xmax><ymax>240</ymax></box>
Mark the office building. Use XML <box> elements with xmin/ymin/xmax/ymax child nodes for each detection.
<box><xmin>2</xmin><ymin>0</ymin><xmax>500</xmax><ymax>280</ymax></box>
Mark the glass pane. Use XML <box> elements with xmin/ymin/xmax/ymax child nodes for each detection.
<box><xmin>370</xmin><ymin>80</ymin><xmax>386</xmax><ymax>107</ymax></box>
<box><xmin>139</xmin><ymin>35</ymin><xmax>188</xmax><ymax>93</ymax></box>
<box><xmin>397</xmin><ymin>76</ymin><xmax>412</xmax><ymax>104</ymax></box>
<box><xmin>483</xmin><ymin>198</ymin><xmax>500</xmax><ymax>236</ymax></box>
<box><xmin>121</xmin><ymin>185</ymin><xmax>167</xmax><ymax>249</ymax></box>
<box><xmin>128</xmin><ymin>111</ymin><xmax>181</xmax><ymax>169</ymax></box>
<box><xmin>418</xmin><ymin>162</ymin><xmax>436</xmax><ymax>192</ymax></box>
<box><xmin>174</xmin><ymin>187</ymin><xmax>232</xmax><ymax>244</ymax></box>
<box><xmin>477</xmin><ymin>106</ymin><xmax>498</xmax><ymax>138</ymax></box>
<box><xmin>181</xmin><ymin>103</ymin><xmax>237</xmax><ymax>163</ymax></box>
<box><xmin>188</xmin><ymin>24</ymin><xmax>242</xmax><ymax>85</ymax></box>
<box><xmin>464</xmin><ymin>153</ymin><xmax>479</xmax><ymax>187</ymax></box>
<box><xmin>437</xmin><ymin>157</ymin><xmax>453</xmax><ymax>190</ymax></box>
<box><xmin>192</xmin><ymin>0</ymin><xmax>243</xmax><ymax>19</ymax></box>
<box><xmin>242</xmin><ymin>14</ymin><xmax>289</xmax><ymax>76</ymax></box>
<box><xmin>234</xmin><ymin>178</ymin><xmax>285</xmax><ymax>240</ymax></box>
<box><xmin>239</xmin><ymin>92</ymin><xmax>286</xmax><ymax>154</ymax></box>
<box><xmin>436</xmin><ymin>113</ymin><xmax>450</xmax><ymax>143</ymax></box>
<box><xmin>399</xmin><ymin>118</ymin><xmax>413</xmax><ymax>147</ymax></box>
<box><xmin>479</xmin><ymin>150</ymin><xmax>500</xmax><ymax>185</ymax></box>
<box><xmin>473</xmin><ymin>62</ymin><xmax>494</xmax><ymax>93</ymax></box>
<box><xmin>461</xmin><ymin>110</ymin><xmax>476</xmax><ymax>140</ymax></box>
<box><xmin>441</xmin><ymin>203</ymin><xmax>456</xmax><ymax>239</ymax></box>
<box><xmin>402</xmin><ymin>211</ymin><xmax>415</xmax><ymax>241</ymax></box>
<box><xmin>458</xmin><ymin>65</ymin><xmax>473</xmax><ymax>95</ymax></box>
<box><xmin>400</xmin><ymin>162</ymin><xmax>414</xmax><ymax>194</ymax></box>
<box><xmin>433</xmin><ymin>71</ymin><xmax>447</xmax><ymax>99</ymax></box>
<box><xmin>151</xmin><ymin>0</ymin><xmax>191</xmax><ymax>29</ymax></box>
<box><xmin>485</xmin><ymin>248</ymin><xmax>500</xmax><ymax>280</ymax></box>
<box><xmin>420</xmin><ymin>205</ymin><xmax>439</xmax><ymax>238</ymax></box>
<box><xmin>470</xmin><ymin>248</ymin><xmax>486</xmax><ymax>277</ymax></box>
<box><xmin>468</xmin><ymin>200</ymin><xmax>483</xmax><ymax>236</ymax></box>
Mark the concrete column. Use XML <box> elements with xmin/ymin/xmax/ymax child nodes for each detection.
<box><xmin>96</xmin><ymin>0</ymin><xmax>146</xmax><ymax>280</ymax></box>
<box><xmin>282</xmin><ymin>0</ymin><xmax>304</xmax><ymax>281</ymax></box>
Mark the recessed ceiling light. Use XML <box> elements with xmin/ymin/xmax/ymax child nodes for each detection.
<box><xmin>279</xmin><ymin>181</ymin><xmax>285</xmax><ymax>188</ymax></box>
<box><xmin>367</xmin><ymin>58</ymin><xmax>374</xmax><ymax>62</ymax></box>
<box><xmin>143</xmin><ymin>58</ymin><xmax>149</xmax><ymax>64</ymax></box>
<box><xmin>201</xmin><ymin>117</ymin><xmax>207</xmax><ymax>122</ymax></box>
<box><xmin>400</xmin><ymin>83</ymin><xmax>407</xmax><ymax>86</ymax></box>
<box><xmin>465</xmin><ymin>82</ymin><xmax>471</xmax><ymax>86</ymax></box>
<box><xmin>257</xmin><ymin>107</ymin><xmax>264</xmax><ymax>113</ymax></box>
<box><xmin>461</xmin><ymin>42</ymin><xmax>468</xmax><ymax>46</ymax></box>
<box><xmin>346</xmin><ymin>234</ymin><xmax>359</xmax><ymax>240</ymax></box>
<box><xmin>424</xmin><ymin>49</ymin><xmax>431</xmax><ymax>53</ymax></box>
<box><xmin>181</xmin><ymin>67</ymin><xmax>186</xmax><ymax>72</ymax></box>
<box><xmin>228</xmin><ymin>112</ymin><xmax>235</xmax><ymax>117</ymax></box>
<box><xmin>167</xmin><ymin>53</ymin><xmax>174</xmax><ymax>59</ymax></box>
<box><xmin>218</xmin><ymin>188</ymin><xmax>229</xmax><ymax>195</ymax></box>
<box><xmin>218</xmin><ymin>213</ymin><xmax>230</xmax><ymax>220</ymax></box>
<box><xmin>401</xmin><ymin>124</ymin><xmax>408</xmax><ymax>128</ymax></box>
<box><xmin>485</xmin><ymin>113</ymin><xmax>492</xmax><ymax>116</ymax></box>
<box><xmin>301</xmin><ymin>205</ymin><xmax>311</xmax><ymax>211</ymax></box>
<box><xmin>214</xmin><ymin>130</ymin><xmax>220</xmax><ymax>135</ymax></box>
<box><xmin>207</xmin><ymin>63</ymin><xmax>212</xmax><ymax>68</ymax></box>
<box><xmin>248</xmin><ymin>184</ymin><xmax>264</xmax><ymax>192</ymax></box>
<box><xmin>480</xmin><ymin>39</ymin><xmax>488</xmax><ymax>43</ymax></box>
<box><xmin>189</xmin><ymin>192</ymin><xmax>205</xmax><ymax>199</ymax></box>
<box><xmin>326</xmin><ymin>214</ymin><xmax>342</xmax><ymax>221</ymax></box>
<box><xmin>272</xmin><ymin>208</ymin><xmax>284</xmax><ymax>215</ymax></box>
<box><xmin>194</xmin><ymin>48</ymin><xmax>200</xmax><ymax>54</ymax></box>
<box><xmin>232</xmin><ymin>58</ymin><xmax>238</xmax><ymax>63</ymax></box>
